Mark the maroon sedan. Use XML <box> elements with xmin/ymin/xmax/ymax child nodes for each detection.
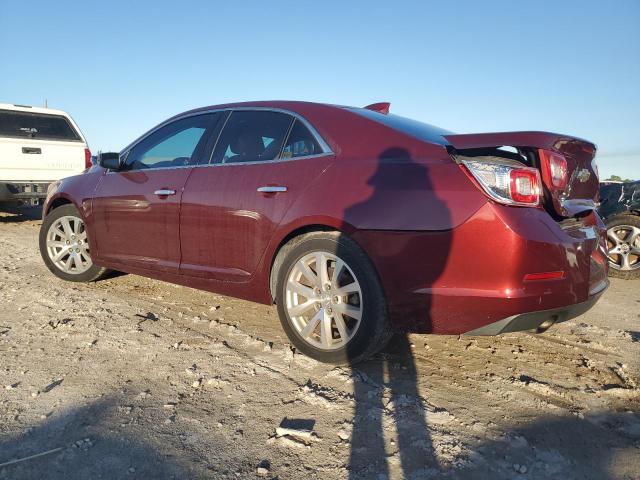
<box><xmin>39</xmin><ymin>101</ymin><xmax>609</xmax><ymax>363</ymax></box>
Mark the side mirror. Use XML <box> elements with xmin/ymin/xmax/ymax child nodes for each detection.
<box><xmin>97</xmin><ymin>152</ymin><xmax>122</xmax><ymax>170</ymax></box>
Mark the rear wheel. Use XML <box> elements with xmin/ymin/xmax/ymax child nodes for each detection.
<box><xmin>605</xmin><ymin>214</ymin><xmax>640</xmax><ymax>280</ymax></box>
<box><xmin>39</xmin><ymin>204</ymin><xmax>109</xmax><ymax>282</ymax></box>
<box><xmin>275</xmin><ymin>232</ymin><xmax>392</xmax><ymax>364</ymax></box>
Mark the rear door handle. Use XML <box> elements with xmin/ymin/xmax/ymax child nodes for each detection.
<box><xmin>22</xmin><ymin>147</ymin><xmax>41</xmax><ymax>154</ymax></box>
<box><xmin>257</xmin><ymin>186</ymin><xmax>287</xmax><ymax>193</ymax></box>
<box><xmin>154</xmin><ymin>189</ymin><xmax>176</xmax><ymax>196</ymax></box>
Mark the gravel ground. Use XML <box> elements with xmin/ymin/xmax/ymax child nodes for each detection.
<box><xmin>1</xmin><ymin>206</ymin><xmax>639</xmax><ymax>480</ymax></box>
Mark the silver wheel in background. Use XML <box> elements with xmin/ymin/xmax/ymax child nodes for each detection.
<box><xmin>606</xmin><ymin>225</ymin><xmax>640</xmax><ymax>271</ymax></box>
<box><xmin>46</xmin><ymin>215</ymin><xmax>92</xmax><ymax>274</ymax></box>
<box><xmin>285</xmin><ymin>251</ymin><xmax>363</xmax><ymax>350</ymax></box>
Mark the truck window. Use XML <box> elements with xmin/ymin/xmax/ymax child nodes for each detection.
<box><xmin>0</xmin><ymin>109</ymin><xmax>82</xmax><ymax>142</ymax></box>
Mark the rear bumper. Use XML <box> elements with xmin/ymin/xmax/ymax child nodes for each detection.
<box><xmin>463</xmin><ymin>281</ymin><xmax>607</xmax><ymax>335</ymax></box>
<box><xmin>353</xmin><ymin>202</ymin><xmax>609</xmax><ymax>334</ymax></box>
<box><xmin>0</xmin><ymin>182</ymin><xmax>50</xmax><ymax>202</ymax></box>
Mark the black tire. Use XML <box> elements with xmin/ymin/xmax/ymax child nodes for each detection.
<box><xmin>39</xmin><ymin>204</ymin><xmax>110</xmax><ymax>282</ymax></box>
<box><xmin>275</xmin><ymin>231</ymin><xmax>392</xmax><ymax>364</ymax></box>
<box><xmin>605</xmin><ymin>214</ymin><xmax>640</xmax><ymax>280</ymax></box>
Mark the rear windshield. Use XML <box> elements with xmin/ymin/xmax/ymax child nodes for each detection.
<box><xmin>348</xmin><ymin>107</ymin><xmax>452</xmax><ymax>146</ymax></box>
<box><xmin>0</xmin><ymin>109</ymin><xmax>82</xmax><ymax>142</ymax></box>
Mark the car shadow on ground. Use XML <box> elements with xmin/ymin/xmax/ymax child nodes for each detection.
<box><xmin>0</xmin><ymin>398</ymin><xmax>191</xmax><ymax>479</ymax></box>
<box><xmin>1</xmin><ymin>393</ymin><xmax>636</xmax><ymax>479</ymax></box>
<box><xmin>456</xmin><ymin>412</ymin><xmax>639</xmax><ymax>479</ymax></box>
<box><xmin>0</xmin><ymin>205</ymin><xmax>43</xmax><ymax>223</ymax></box>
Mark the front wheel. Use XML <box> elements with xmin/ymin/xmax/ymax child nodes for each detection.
<box><xmin>605</xmin><ymin>214</ymin><xmax>640</xmax><ymax>280</ymax></box>
<box><xmin>39</xmin><ymin>204</ymin><xmax>109</xmax><ymax>282</ymax></box>
<box><xmin>275</xmin><ymin>232</ymin><xmax>392</xmax><ymax>364</ymax></box>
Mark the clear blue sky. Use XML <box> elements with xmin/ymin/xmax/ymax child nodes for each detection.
<box><xmin>1</xmin><ymin>0</ymin><xmax>638</xmax><ymax>179</ymax></box>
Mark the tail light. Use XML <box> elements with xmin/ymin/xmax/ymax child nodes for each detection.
<box><xmin>461</xmin><ymin>158</ymin><xmax>541</xmax><ymax>207</ymax></box>
<box><xmin>84</xmin><ymin>148</ymin><xmax>92</xmax><ymax>169</ymax></box>
<box><xmin>539</xmin><ymin>149</ymin><xmax>568</xmax><ymax>189</ymax></box>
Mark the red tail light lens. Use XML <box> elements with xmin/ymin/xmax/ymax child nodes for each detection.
<box><xmin>510</xmin><ymin>169</ymin><xmax>539</xmax><ymax>204</ymax></box>
<box><xmin>539</xmin><ymin>149</ymin><xmax>567</xmax><ymax>189</ymax></box>
<box><xmin>461</xmin><ymin>159</ymin><xmax>541</xmax><ymax>207</ymax></box>
<box><xmin>84</xmin><ymin>148</ymin><xmax>92</xmax><ymax>169</ymax></box>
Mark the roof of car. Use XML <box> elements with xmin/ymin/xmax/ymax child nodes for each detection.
<box><xmin>0</xmin><ymin>102</ymin><xmax>73</xmax><ymax>117</ymax></box>
<box><xmin>172</xmin><ymin>100</ymin><xmax>346</xmax><ymax>120</ymax></box>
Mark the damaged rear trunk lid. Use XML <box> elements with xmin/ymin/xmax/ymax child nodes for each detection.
<box><xmin>446</xmin><ymin>131</ymin><xmax>598</xmax><ymax>218</ymax></box>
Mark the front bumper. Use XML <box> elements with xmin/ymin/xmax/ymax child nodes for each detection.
<box><xmin>464</xmin><ymin>282</ymin><xmax>607</xmax><ymax>335</ymax></box>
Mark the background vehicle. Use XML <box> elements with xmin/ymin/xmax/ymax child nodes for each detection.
<box><xmin>598</xmin><ymin>180</ymin><xmax>640</xmax><ymax>279</ymax></box>
<box><xmin>0</xmin><ymin>103</ymin><xmax>91</xmax><ymax>206</ymax></box>
<box><xmin>39</xmin><ymin>101</ymin><xmax>608</xmax><ymax>363</ymax></box>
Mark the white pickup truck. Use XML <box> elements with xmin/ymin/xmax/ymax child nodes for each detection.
<box><xmin>0</xmin><ymin>103</ymin><xmax>90</xmax><ymax>205</ymax></box>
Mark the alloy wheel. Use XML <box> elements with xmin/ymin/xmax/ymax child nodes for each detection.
<box><xmin>606</xmin><ymin>225</ymin><xmax>640</xmax><ymax>271</ymax></box>
<box><xmin>46</xmin><ymin>215</ymin><xmax>93</xmax><ymax>274</ymax></box>
<box><xmin>285</xmin><ymin>251</ymin><xmax>363</xmax><ymax>350</ymax></box>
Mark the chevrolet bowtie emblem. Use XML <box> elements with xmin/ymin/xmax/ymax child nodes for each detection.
<box><xmin>576</xmin><ymin>168</ymin><xmax>591</xmax><ymax>183</ymax></box>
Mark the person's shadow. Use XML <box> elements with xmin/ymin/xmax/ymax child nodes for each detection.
<box><xmin>340</xmin><ymin>147</ymin><xmax>452</xmax><ymax>478</ymax></box>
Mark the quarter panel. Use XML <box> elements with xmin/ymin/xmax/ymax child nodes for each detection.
<box><xmin>353</xmin><ymin>204</ymin><xmax>604</xmax><ymax>333</ymax></box>
<box><xmin>278</xmin><ymin>154</ymin><xmax>487</xmax><ymax>232</ymax></box>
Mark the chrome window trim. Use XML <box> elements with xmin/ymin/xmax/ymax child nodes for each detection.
<box><xmin>119</xmin><ymin>106</ymin><xmax>334</xmax><ymax>159</ymax></box>
<box><xmin>105</xmin><ymin>151</ymin><xmax>334</xmax><ymax>174</ymax></box>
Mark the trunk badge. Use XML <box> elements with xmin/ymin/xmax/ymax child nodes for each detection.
<box><xmin>576</xmin><ymin>168</ymin><xmax>591</xmax><ymax>183</ymax></box>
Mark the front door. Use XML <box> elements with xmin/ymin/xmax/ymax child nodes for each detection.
<box><xmin>91</xmin><ymin>113</ymin><xmax>220</xmax><ymax>272</ymax></box>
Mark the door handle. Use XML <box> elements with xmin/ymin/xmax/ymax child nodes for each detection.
<box><xmin>22</xmin><ymin>147</ymin><xmax>41</xmax><ymax>154</ymax></box>
<box><xmin>154</xmin><ymin>189</ymin><xmax>176</xmax><ymax>196</ymax></box>
<box><xmin>257</xmin><ymin>186</ymin><xmax>287</xmax><ymax>193</ymax></box>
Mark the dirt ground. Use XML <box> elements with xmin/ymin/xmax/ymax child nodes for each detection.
<box><xmin>1</xmin><ymin>206</ymin><xmax>639</xmax><ymax>480</ymax></box>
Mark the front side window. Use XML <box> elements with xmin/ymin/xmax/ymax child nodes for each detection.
<box><xmin>281</xmin><ymin>120</ymin><xmax>322</xmax><ymax>159</ymax></box>
<box><xmin>211</xmin><ymin>111</ymin><xmax>293</xmax><ymax>164</ymax></box>
<box><xmin>125</xmin><ymin>114</ymin><xmax>216</xmax><ymax>170</ymax></box>
<box><xmin>0</xmin><ymin>109</ymin><xmax>82</xmax><ymax>141</ymax></box>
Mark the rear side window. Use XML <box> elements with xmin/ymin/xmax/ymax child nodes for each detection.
<box><xmin>0</xmin><ymin>109</ymin><xmax>82</xmax><ymax>141</ymax></box>
<box><xmin>349</xmin><ymin>108</ymin><xmax>452</xmax><ymax>146</ymax></box>
<box><xmin>125</xmin><ymin>113</ymin><xmax>217</xmax><ymax>170</ymax></box>
<box><xmin>212</xmin><ymin>111</ymin><xmax>293</xmax><ymax>164</ymax></box>
<box><xmin>281</xmin><ymin>120</ymin><xmax>322</xmax><ymax>159</ymax></box>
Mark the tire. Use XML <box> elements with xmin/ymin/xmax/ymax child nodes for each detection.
<box><xmin>605</xmin><ymin>214</ymin><xmax>640</xmax><ymax>280</ymax></box>
<box><xmin>39</xmin><ymin>204</ymin><xmax>109</xmax><ymax>282</ymax></box>
<box><xmin>275</xmin><ymin>231</ymin><xmax>392</xmax><ymax>364</ymax></box>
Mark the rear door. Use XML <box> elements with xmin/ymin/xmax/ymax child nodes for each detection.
<box><xmin>92</xmin><ymin>113</ymin><xmax>221</xmax><ymax>273</ymax></box>
<box><xmin>179</xmin><ymin>110</ymin><xmax>333</xmax><ymax>281</ymax></box>
<box><xmin>0</xmin><ymin>108</ymin><xmax>87</xmax><ymax>181</ymax></box>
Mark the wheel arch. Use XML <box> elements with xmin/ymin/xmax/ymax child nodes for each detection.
<box><xmin>267</xmin><ymin>220</ymin><xmax>355</xmax><ymax>302</ymax></box>
<box><xmin>44</xmin><ymin>193</ymin><xmax>83</xmax><ymax>218</ymax></box>
<box><xmin>46</xmin><ymin>196</ymin><xmax>73</xmax><ymax>215</ymax></box>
